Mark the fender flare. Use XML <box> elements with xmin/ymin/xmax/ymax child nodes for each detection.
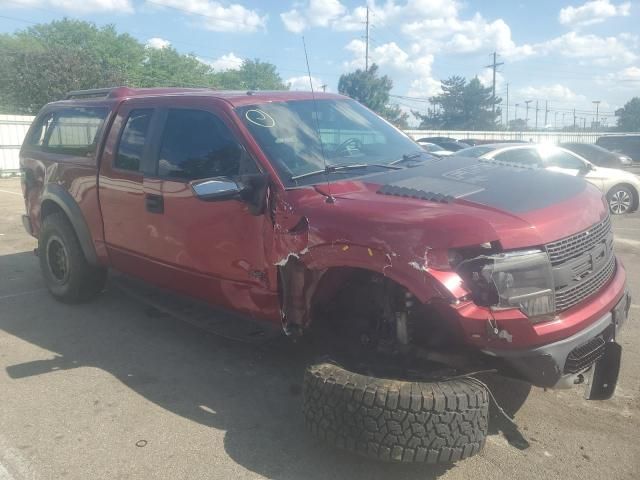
<box><xmin>41</xmin><ymin>184</ymin><xmax>99</xmax><ymax>266</ymax></box>
<box><xmin>297</xmin><ymin>243</ymin><xmax>449</xmax><ymax>304</ymax></box>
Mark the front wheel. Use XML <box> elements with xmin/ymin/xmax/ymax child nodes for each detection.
<box><xmin>303</xmin><ymin>361</ymin><xmax>489</xmax><ymax>463</ymax></box>
<box><xmin>607</xmin><ymin>185</ymin><xmax>634</xmax><ymax>215</ymax></box>
<box><xmin>38</xmin><ymin>212</ymin><xmax>106</xmax><ymax>303</ymax></box>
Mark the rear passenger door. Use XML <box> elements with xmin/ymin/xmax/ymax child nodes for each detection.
<box><xmin>99</xmin><ymin>100</ymin><xmax>158</xmax><ymax>264</ymax></box>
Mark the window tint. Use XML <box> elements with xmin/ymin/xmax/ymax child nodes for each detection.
<box><xmin>158</xmin><ymin>109</ymin><xmax>243</xmax><ymax>180</ymax></box>
<box><xmin>29</xmin><ymin>107</ymin><xmax>108</xmax><ymax>156</ymax></box>
<box><xmin>494</xmin><ymin>148</ymin><xmax>542</xmax><ymax>166</ymax></box>
<box><xmin>115</xmin><ymin>109</ymin><xmax>153</xmax><ymax>172</ymax></box>
<box><xmin>542</xmin><ymin>149</ymin><xmax>585</xmax><ymax>169</ymax></box>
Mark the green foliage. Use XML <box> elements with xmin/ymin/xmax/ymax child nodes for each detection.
<box><xmin>0</xmin><ymin>19</ymin><xmax>287</xmax><ymax>114</ymax></box>
<box><xmin>338</xmin><ymin>64</ymin><xmax>408</xmax><ymax>128</ymax></box>
<box><xmin>413</xmin><ymin>76</ymin><xmax>500</xmax><ymax>130</ymax></box>
<box><xmin>216</xmin><ymin>59</ymin><xmax>287</xmax><ymax>90</ymax></box>
<box><xmin>615</xmin><ymin>97</ymin><xmax>640</xmax><ymax>131</ymax></box>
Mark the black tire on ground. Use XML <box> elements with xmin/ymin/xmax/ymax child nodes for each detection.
<box><xmin>607</xmin><ymin>185</ymin><xmax>635</xmax><ymax>215</ymax></box>
<box><xmin>303</xmin><ymin>362</ymin><xmax>489</xmax><ymax>464</ymax></box>
<box><xmin>38</xmin><ymin>212</ymin><xmax>107</xmax><ymax>303</ymax></box>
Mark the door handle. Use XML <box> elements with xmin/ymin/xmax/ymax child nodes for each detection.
<box><xmin>145</xmin><ymin>194</ymin><xmax>164</xmax><ymax>213</ymax></box>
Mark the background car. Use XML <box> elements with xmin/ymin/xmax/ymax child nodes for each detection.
<box><xmin>596</xmin><ymin>135</ymin><xmax>640</xmax><ymax>163</ymax></box>
<box><xmin>461</xmin><ymin>138</ymin><xmax>526</xmax><ymax>146</ymax></box>
<box><xmin>416</xmin><ymin>140</ymin><xmax>454</xmax><ymax>157</ymax></box>
<box><xmin>560</xmin><ymin>142</ymin><xmax>632</xmax><ymax>168</ymax></box>
<box><xmin>456</xmin><ymin>143</ymin><xmax>640</xmax><ymax>215</ymax></box>
<box><xmin>416</xmin><ymin>136</ymin><xmax>470</xmax><ymax>152</ymax></box>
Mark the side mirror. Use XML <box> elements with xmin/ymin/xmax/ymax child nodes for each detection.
<box><xmin>579</xmin><ymin>163</ymin><xmax>594</xmax><ymax>175</ymax></box>
<box><xmin>191</xmin><ymin>178</ymin><xmax>241</xmax><ymax>200</ymax></box>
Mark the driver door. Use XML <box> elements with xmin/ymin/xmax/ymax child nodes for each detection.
<box><xmin>138</xmin><ymin>101</ymin><xmax>278</xmax><ymax>318</ymax></box>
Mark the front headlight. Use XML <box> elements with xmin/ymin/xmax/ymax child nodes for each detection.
<box><xmin>457</xmin><ymin>250</ymin><xmax>556</xmax><ymax>322</ymax></box>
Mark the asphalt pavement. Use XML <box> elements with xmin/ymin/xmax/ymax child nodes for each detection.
<box><xmin>0</xmin><ymin>177</ymin><xmax>639</xmax><ymax>480</ymax></box>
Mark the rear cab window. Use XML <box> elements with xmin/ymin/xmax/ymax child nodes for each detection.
<box><xmin>27</xmin><ymin>106</ymin><xmax>108</xmax><ymax>158</ymax></box>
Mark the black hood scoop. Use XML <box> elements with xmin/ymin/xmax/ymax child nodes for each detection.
<box><xmin>365</xmin><ymin>156</ymin><xmax>587</xmax><ymax>214</ymax></box>
<box><xmin>377</xmin><ymin>184</ymin><xmax>453</xmax><ymax>203</ymax></box>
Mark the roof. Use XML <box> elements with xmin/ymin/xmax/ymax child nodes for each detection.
<box><xmin>57</xmin><ymin>86</ymin><xmax>345</xmax><ymax>108</ymax></box>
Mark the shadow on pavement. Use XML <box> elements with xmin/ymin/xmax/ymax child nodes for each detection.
<box><xmin>0</xmin><ymin>250</ymin><xmax>525</xmax><ymax>479</ymax></box>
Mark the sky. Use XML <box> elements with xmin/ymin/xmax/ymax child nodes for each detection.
<box><xmin>0</xmin><ymin>0</ymin><xmax>638</xmax><ymax>127</ymax></box>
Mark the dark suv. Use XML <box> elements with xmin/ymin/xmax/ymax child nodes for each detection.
<box><xmin>596</xmin><ymin>134</ymin><xmax>640</xmax><ymax>163</ymax></box>
<box><xmin>19</xmin><ymin>87</ymin><xmax>630</xmax><ymax>464</ymax></box>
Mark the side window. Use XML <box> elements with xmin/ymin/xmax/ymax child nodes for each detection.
<box><xmin>544</xmin><ymin>150</ymin><xmax>585</xmax><ymax>169</ymax></box>
<box><xmin>30</xmin><ymin>107</ymin><xmax>108</xmax><ymax>156</ymax></box>
<box><xmin>28</xmin><ymin>113</ymin><xmax>54</xmax><ymax>147</ymax></box>
<box><xmin>115</xmin><ymin>109</ymin><xmax>153</xmax><ymax>172</ymax></box>
<box><xmin>494</xmin><ymin>148</ymin><xmax>542</xmax><ymax>166</ymax></box>
<box><xmin>157</xmin><ymin>109</ymin><xmax>245</xmax><ymax>180</ymax></box>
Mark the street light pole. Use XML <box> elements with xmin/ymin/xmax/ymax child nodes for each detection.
<box><xmin>525</xmin><ymin>100</ymin><xmax>532</xmax><ymax>129</ymax></box>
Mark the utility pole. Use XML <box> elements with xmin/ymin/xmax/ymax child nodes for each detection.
<box><xmin>505</xmin><ymin>83</ymin><xmax>509</xmax><ymax>129</ymax></box>
<box><xmin>515</xmin><ymin>103</ymin><xmax>519</xmax><ymax>120</ymax></box>
<box><xmin>544</xmin><ymin>100</ymin><xmax>549</xmax><ymax>127</ymax></box>
<box><xmin>525</xmin><ymin>100</ymin><xmax>532</xmax><ymax>128</ymax></box>
<box><xmin>365</xmin><ymin>6</ymin><xmax>370</xmax><ymax>71</ymax></box>
<box><xmin>562</xmin><ymin>112</ymin><xmax>566</xmax><ymax>129</ymax></box>
<box><xmin>484</xmin><ymin>52</ymin><xmax>504</xmax><ymax>119</ymax></box>
<box><xmin>592</xmin><ymin>100</ymin><xmax>601</xmax><ymax>129</ymax></box>
<box><xmin>321</xmin><ymin>84</ymin><xmax>327</xmax><ymax>92</ymax></box>
<box><xmin>554</xmin><ymin>111</ymin><xmax>558</xmax><ymax>129</ymax></box>
<box><xmin>535</xmin><ymin>100</ymin><xmax>539</xmax><ymax>129</ymax></box>
<box><xmin>573</xmin><ymin>108</ymin><xmax>577</xmax><ymax>130</ymax></box>
<box><xmin>583</xmin><ymin>117</ymin><xmax>587</xmax><ymax>130</ymax></box>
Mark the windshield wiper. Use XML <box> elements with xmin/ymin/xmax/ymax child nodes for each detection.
<box><xmin>390</xmin><ymin>151</ymin><xmax>430</xmax><ymax>165</ymax></box>
<box><xmin>290</xmin><ymin>162</ymin><xmax>401</xmax><ymax>181</ymax></box>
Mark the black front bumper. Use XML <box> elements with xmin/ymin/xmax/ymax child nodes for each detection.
<box><xmin>485</xmin><ymin>290</ymin><xmax>630</xmax><ymax>392</ymax></box>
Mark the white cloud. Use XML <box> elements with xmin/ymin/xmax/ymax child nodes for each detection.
<box><xmin>2</xmin><ymin>0</ymin><xmax>134</xmax><ymax>13</ymax></box>
<box><xmin>146</xmin><ymin>0</ymin><xmax>267</xmax><ymax>32</ymax></box>
<box><xmin>286</xmin><ymin>75</ymin><xmax>326</xmax><ymax>91</ymax></box>
<box><xmin>146</xmin><ymin>37</ymin><xmax>171</xmax><ymax>49</ymax></box>
<box><xmin>518</xmin><ymin>84</ymin><xmax>587</xmax><ymax>103</ymax></box>
<box><xmin>280</xmin><ymin>0</ymin><xmax>347</xmax><ymax>33</ymax></box>
<box><xmin>559</xmin><ymin>0</ymin><xmax>631</xmax><ymax>28</ymax></box>
<box><xmin>596</xmin><ymin>66</ymin><xmax>640</xmax><ymax>86</ymax></box>
<box><xmin>208</xmin><ymin>52</ymin><xmax>244</xmax><ymax>71</ymax></box>
<box><xmin>536</xmin><ymin>32</ymin><xmax>638</xmax><ymax>65</ymax></box>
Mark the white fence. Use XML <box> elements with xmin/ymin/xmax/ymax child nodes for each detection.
<box><xmin>0</xmin><ymin>115</ymin><xmax>34</xmax><ymax>174</ymax></box>
<box><xmin>404</xmin><ymin>129</ymin><xmax>606</xmax><ymax>144</ymax></box>
<box><xmin>0</xmin><ymin>115</ymin><xmax>632</xmax><ymax>173</ymax></box>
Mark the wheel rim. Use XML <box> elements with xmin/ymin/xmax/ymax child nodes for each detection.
<box><xmin>46</xmin><ymin>236</ymin><xmax>69</xmax><ymax>283</ymax></box>
<box><xmin>609</xmin><ymin>190</ymin><xmax>632</xmax><ymax>214</ymax></box>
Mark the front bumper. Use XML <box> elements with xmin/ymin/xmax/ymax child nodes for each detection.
<box><xmin>485</xmin><ymin>289</ymin><xmax>630</xmax><ymax>388</ymax></box>
<box><xmin>433</xmin><ymin>257</ymin><xmax>629</xmax><ymax>389</ymax></box>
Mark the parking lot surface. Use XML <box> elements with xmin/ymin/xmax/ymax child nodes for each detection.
<box><xmin>0</xmin><ymin>177</ymin><xmax>639</xmax><ymax>480</ymax></box>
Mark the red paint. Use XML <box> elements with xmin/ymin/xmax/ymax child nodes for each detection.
<box><xmin>20</xmin><ymin>88</ymin><xmax>627</xmax><ymax>351</ymax></box>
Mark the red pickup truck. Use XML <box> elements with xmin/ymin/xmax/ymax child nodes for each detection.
<box><xmin>20</xmin><ymin>87</ymin><xmax>630</xmax><ymax>464</ymax></box>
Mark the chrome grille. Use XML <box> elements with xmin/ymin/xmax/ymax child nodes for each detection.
<box><xmin>546</xmin><ymin>215</ymin><xmax>616</xmax><ymax>313</ymax></box>
<box><xmin>555</xmin><ymin>254</ymin><xmax>615</xmax><ymax>312</ymax></box>
<box><xmin>546</xmin><ymin>216</ymin><xmax>611</xmax><ymax>266</ymax></box>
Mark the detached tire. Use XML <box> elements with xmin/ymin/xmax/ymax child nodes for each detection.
<box><xmin>303</xmin><ymin>362</ymin><xmax>489</xmax><ymax>464</ymax></box>
<box><xmin>39</xmin><ymin>212</ymin><xmax>106</xmax><ymax>303</ymax></box>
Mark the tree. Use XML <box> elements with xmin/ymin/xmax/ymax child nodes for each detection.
<box><xmin>215</xmin><ymin>59</ymin><xmax>288</xmax><ymax>90</ymax></box>
<box><xmin>413</xmin><ymin>76</ymin><xmax>500</xmax><ymax>130</ymax></box>
<box><xmin>508</xmin><ymin>118</ymin><xmax>527</xmax><ymax>130</ymax></box>
<box><xmin>338</xmin><ymin>64</ymin><xmax>408</xmax><ymax>128</ymax></box>
<box><xmin>615</xmin><ymin>97</ymin><xmax>640</xmax><ymax>131</ymax></box>
<box><xmin>0</xmin><ymin>19</ymin><xmax>287</xmax><ymax>114</ymax></box>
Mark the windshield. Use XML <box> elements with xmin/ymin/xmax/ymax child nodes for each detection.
<box><xmin>455</xmin><ymin>145</ymin><xmax>495</xmax><ymax>157</ymax></box>
<box><xmin>236</xmin><ymin>99</ymin><xmax>422</xmax><ymax>186</ymax></box>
